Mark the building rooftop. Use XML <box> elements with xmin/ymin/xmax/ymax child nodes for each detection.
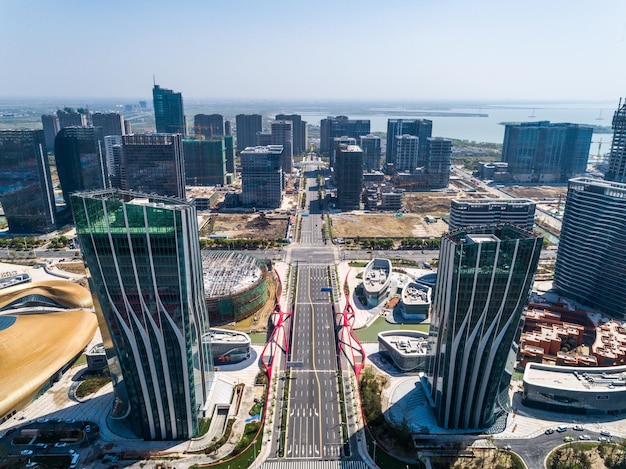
<box><xmin>363</xmin><ymin>258</ymin><xmax>392</xmax><ymax>294</ymax></box>
<box><xmin>402</xmin><ymin>282</ymin><xmax>431</xmax><ymax>305</ymax></box>
<box><xmin>202</xmin><ymin>251</ymin><xmax>265</xmax><ymax>298</ymax></box>
<box><xmin>524</xmin><ymin>362</ymin><xmax>626</xmax><ymax>393</ymax></box>
<box><xmin>203</xmin><ymin>328</ymin><xmax>250</xmax><ymax>345</ymax></box>
<box><xmin>378</xmin><ymin>330</ymin><xmax>428</xmax><ymax>357</ymax></box>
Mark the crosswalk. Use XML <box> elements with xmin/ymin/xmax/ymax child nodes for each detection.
<box><xmin>261</xmin><ymin>460</ymin><xmax>368</xmax><ymax>469</ymax></box>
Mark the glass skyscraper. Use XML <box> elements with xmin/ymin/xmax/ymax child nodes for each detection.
<box><xmin>426</xmin><ymin>224</ymin><xmax>542</xmax><ymax>430</ymax></box>
<box><xmin>54</xmin><ymin>126</ymin><xmax>108</xmax><ymax>206</ymax></box>
<box><xmin>553</xmin><ymin>177</ymin><xmax>626</xmax><ymax>319</ymax></box>
<box><xmin>71</xmin><ymin>189</ymin><xmax>212</xmax><ymax>440</ymax></box>
<box><xmin>153</xmin><ymin>84</ymin><xmax>186</xmax><ymax>135</ymax></box>
<box><xmin>0</xmin><ymin>130</ymin><xmax>56</xmax><ymax>234</ymax></box>
<box><xmin>606</xmin><ymin>98</ymin><xmax>626</xmax><ymax>183</ymax></box>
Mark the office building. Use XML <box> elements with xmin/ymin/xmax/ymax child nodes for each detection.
<box><xmin>153</xmin><ymin>84</ymin><xmax>186</xmax><ymax>135</ymax></box>
<box><xmin>41</xmin><ymin>114</ymin><xmax>60</xmax><ymax>151</ymax></box>
<box><xmin>320</xmin><ymin>116</ymin><xmax>370</xmax><ymax>161</ymax></box>
<box><xmin>54</xmin><ymin>127</ymin><xmax>108</xmax><ymax>207</ymax></box>
<box><xmin>335</xmin><ymin>144</ymin><xmax>363</xmax><ymax>210</ymax></box>
<box><xmin>224</xmin><ymin>120</ymin><xmax>232</xmax><ymax>136</ymax></box>
<box><xmin>449</xmin><ymin>198</ymin><xmax>536</xmax><ymax>230</ymax></box>
<box><xmin>386</xmin><ymin>119</ymin><xmax>432</xmax><ymax>167</ymax></box>
<box><xmin>71</xmin><ymin>189</ymin><xmax>213</xmax><ymax>440</ymax></box>
<box><xmin>92</xmin><ymin>112</ymin><xmax>125</xmax><ymax>137</ymax></box>
<box><xmin>553</xmin><ymin>177</ymin><xmax>626</xmax><ymax>319</ymax></box>
<box><xmin>224</xmin><ymin>135</ymin><xmax>235</xmax><ymax>174</ymax></box>
<box><xmin>271</xmin><ymin>120</ymin><xmax>294</xmax><ymax>174</ymax></box>
<box><xmin>394</xmin><ymin>135</ymin><xmax>420</xmax><ymax>172</ymax></box>
<box><xmin>183</xmin><ymin>138</ymin><xmax>226</xmax><ymax>186</ymax></box>
<box><xmin>240</xmin><ymin>145</ymin><xmax>283</xmax><ymax>208</ymax></box>
<box><xmin>331</xmin><ymin>136</ymin><xmax>356</xmax><ymax>170</ymax></box>
<box><xmin>121</xmin><ymin>134</ymin><xmax>185</xmax><ymax>199</ymax></box>
<box><xmin>56</xmin><ymin>108</ymin><xmax>88</xmax><ymax>128</ymax></box>
<box><xmin>606</xmin><ymin>98</ymin><xmax>626</xmax><ymax>182</ymax></box>
<box><xmin>359</xmin><ymin>134</ymin><xmax>382</xmax><ymax>172</ymax></box>
<box><xmin>276</xmin><ymin>113</ymin><xmax>307</xmax><ymax>156</ymax></box>
<box><xmin>425</xmin><ymin>137</ymin><xmax>453</xmax><ymax>189</ymax></box>
<box><xmin>256</xmin><ymin>132</ymin><xmax>273</xmax><ymax>146</ymax></box>
<box><xmin>103</xmin><ymin>135</ymin><xmax>123</xmax><ymax>187</ymax></box>
<box><xmin>426</xmin><ymin>225</ymin><xmax>542</xmax><ymax>430</ymax></box>
<box><xmin>0</xmin><ymin>130</ymin><xmax>56</xmax><ymax>234</ymax></box>
<box><xmin>235</xmin><ymin>114</ymin><xmax>262</xmax><ymax>153</ymax></box>
<box><xmin>501</xmin><ymin>121</ymin><xmax>592</xmax><ymax>183</ymax></box>
<box><xmin>194</xmin><ymin>114</ymin><xmax>224</xmax><ymax>139</ymax></box>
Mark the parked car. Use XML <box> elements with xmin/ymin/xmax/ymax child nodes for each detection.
<box><xmin>54</xmin><ymin>442</ymin><xmax>67</xmax><ymax>448</ymax></box>
<box><xmin>573</xmin><ymin>424</ymin><xmax>584</xmax><ymax>431</ymax></box>
<box><xmin>84</xmin><ymin>424</ymin><xmax>91</xmax><ymax>432</ymax></box>
<box><xmin>557</xmin><ymin>426</ymin><xmax>568</xmax><ymax>433</ymax></box>
<box><xmin>545</xmin><ymin>428</ymin><xmax>554</xmax><ymax>435</ymax></box>
<box><xmin>578</xmin><ymin>434</ymin><xmax>591</xmax><ymax>440</ymax></box>
<box><xmin>564</xmin><ymin>436</ymin><xmax>575</xmax><ymax>442</ymax></box>
<box><xmin>21</xmin><ymin>450</ymin><xmax>34</xmax><ymax>456</ymax></box>
<box><xmin>601</xmin><ymin>430</ymin><xmax>612</xmax><ymax>437</ymax></box>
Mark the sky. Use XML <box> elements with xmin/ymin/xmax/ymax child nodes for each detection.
<box><xmin>1</xmin><ymin>0</ymin><xmax>626</xmax><ymax>102</ymax></box>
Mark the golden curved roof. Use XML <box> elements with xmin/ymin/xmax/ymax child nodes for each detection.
<box><xmin>0</xmin><ymin>310</ymin><xmax>98</xmax><ymax>417</ymax></box>
<box><xmin>0</xmin><ymin>280</ymin><xmax>93</xmax><ymax>311</ymax></box>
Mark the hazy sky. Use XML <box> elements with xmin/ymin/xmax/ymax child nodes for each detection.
<box><xmin>2</xmin><ymin>0</ymin><xmax>626</xmax><ymax>101</ymax></box>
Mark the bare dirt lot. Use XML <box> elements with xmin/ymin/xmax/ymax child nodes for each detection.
<box><xmin>505</xmin><ymin>185</ymin><xmax>568</xmax><ymax>200</ymax></box>
<box><xmin>331</xmin><ymin>213</ymin><xmax>448</xmax><ymax>239</ymax></box>
<box><xmin>201</xmin><ymin>213</ymin><xmax>290</xmax><ymax>240</ymax></box>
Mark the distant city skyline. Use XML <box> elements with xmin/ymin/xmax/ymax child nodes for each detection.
<box><xmin>1</xmin><ymin>1</ymin><xmax>625</xmax><ymax>101</ymax></box>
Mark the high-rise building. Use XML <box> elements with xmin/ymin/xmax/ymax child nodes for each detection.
<box><xmin>194</xmin><ymin>114</ymin><xmax>224</xmax><ymax>139</ymax></box>
<box><xmin>606</xmin><ymin>98</ymin><xmax>626</xmax><ymax>183</ymax></box>
<box><xmin>449</xmin><ymin>198</ymin><xmax>536</xmax><ymax>231</ymax></box>
<box><xmin>553</xmin><ymin>177</ymin><xmax>626</xmax><ymax>319</ymax></box>
<box><xmin>224</xmin><ymin>120</ymin><xmax>232</xmax><ymax>136</ymax></box>
<box><xmin>256</xmin><ymin>132</ymin><xmax>273</xmax><ymax>146</ymax></box>
<box><xmin>501</xmin><ymin>121</ymin><xmax>592</xmax><ymax>183</ymax></box>
<box><xmin>224</xmin><ymin>135</ymin><xmax>235</xmax><ymax>174</ymax></box>
<box><xmin>0</xmin><ymin>130</ymin><xmax>56</xmax><ymax>234</ymax></box>
<box><xmin>271</xmin><ymin>120</ymin><xmax>293</xmax><ymax>174</ymax></box>
<box><xmin>54</xmin><ymin>127</ymin><xmax>108</xmax><ymax>207</ymax></box>
<box><xmin>275</xmin><ymin>114</ymin><xmax>307</xmax><ymax>156</ymax></box>
<box><xmin>41</xmin><ymin>114</ymin><xmax>60</xmax><ymax>151</ymax></box>
<box><xmin>183</xmin><ymin>138</ymin><xmax>226</xmax><ymax>186</ymax></box>
<box><xmin>394</xmin><ymin>135</ymin><xmax>420</xmax><ymax>172</ymax></box>
<box><xmin>335</xmin><ymin>144</ymin><xmax>363</xmax><ymax>210</ymax></box>
<box><xmin>359</xmin><ymin>134</ymin><xmax>382</xmax><ymax>172</ymax></box>
<box><xmin>103</xmin><ymin>135</ymin><xmax>123</xmax><ymax>187</ymax></box>
<box><xmin>71</xmin><ymin>189</ymin><xmax>213</xmax><ymax>440</ymax></box>
<box><xmin>425</xmin><ymin>137</ymin><xmax>453</xmax><ymax>189</ymax></box>
<box><xmin>121</xmin><ymin>134</ymin><xmax>185</xmax><ymax>199</ymax></box>
<box><xmin>92</xmin><ymin>112</ymin><xmax>125</xmax><ymax>137</ymax></box>
<box><xmin>235</xmin><ymin>114</ymin><xmax>262</xmax><ymax>153</ymax></box>
<box><xmin>426</xmin><ymin>225</ymin><xmax>542</xmax><ymax>430</ymax></box>
<box><xmin>320</xmin><ymin>116</ymin><xmax>370</xmax><ymax>161</ymax></box>
<box><xmin>386</xmin><ymin>119</ymin><xmax>432</xmax><ymax>167</ymax></box>
<box><xmin>240</xmin><ymin>145</ymin><xmax>283</xmax><ymax>208</ymax></box>
<box><xmin>56</xmin><ymin>108</ymin><xmax>88</xmax><ymax>128</ymax></box>
<box><xmin>331</xmin><ymin>136</ymin><xmax>357</xmax><ymax>170</ymax></box>
<box><xmin>153</xmin><ymin>84</ymin><xmax>186</xmax><ymax>135</ymax></box>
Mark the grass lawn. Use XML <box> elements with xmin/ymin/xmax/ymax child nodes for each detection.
<box><xmin>354</xmin><ymin>317</ymin><xmax>429</xmax><ymax>342</ymax></box>
<box><xmin>248</xmin><ymin>332</ymin><xmax>269</xmax><ymax>345</ymax></box>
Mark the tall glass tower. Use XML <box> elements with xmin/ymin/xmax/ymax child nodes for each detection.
<box><xmin>606</xmin><ymin>98</ymin><xmax>626</xmax><ymax>183</ymax></box>
<box><xmin>426</xmin><ymin>224</ymin><xmax>542</xmax><ymax>430</ymax></box>
<box><xmin>153</xmin><ymin>84</ymin><xmax>186</xmax><ymax>135</ymax></box>
<box><xmin>71</xmin><ymin>189</ymin><xmax>212</xmax><ymax>440</ymax></box>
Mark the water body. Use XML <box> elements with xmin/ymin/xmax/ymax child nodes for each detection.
<box><xmin>293</xmin><ymin>100</ymin><xmax>617</xmax><ymax>144</ymax></box>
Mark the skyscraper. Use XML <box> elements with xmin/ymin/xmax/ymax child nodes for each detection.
<box><xmin>54</xmin><ymin>127</ymin><xmax>108</xmax><ymax>206</ymax></box>
<box><xmin>553</xmin><ymin>177</ymin><xmax>626</xmax><ymax>319</ymax></box>
<box><xmin>335</xmin><ymin>144</ymin><xmax>363</xmax><ymax>210</ymax></box>
<box><xmin>153</xmin><ymin>84</ymin><xmax>186</xmax><ymax>135</ymax></box>
<box><xmin>0</xmin><ymin>130</ymin><xmax>56</xmax><ymax>234</ymax></box>
<box><xmin>271</xmin><ymin>120</ymin><xmax>293</xmax><ymax>174</ymax></box>
<box><xmin>41</xmin><ymin>114</ymin><xmax>60</xmax><ymax>151</ymax></box>
<box><xmin>426</xmin><ymin>224</ymin><xmax>542</xmax><ymax>430</ymax></box>
<box><xmin>56</xmin><ymin>108</ymin><xmax>88</xmax><ymax>128</ymax></box>
<box><xmin>183</xmin><ymin>138</ymin><xmax>226</xmax><ymax>186</ymax></box>
<box><xmin>235</xmin><ymin>114</ymin><xmax>262</xmax><ymax>153</ymax></box>
<box><xmin>425</xmin><ymin>137</ymin><xmax>453</xmax><ymax>189</ymax></box>
<box><xmin>320</xmin><ymin>116</ymin><xmax>370</xmax><ymax>161</ymax></box>
<box><xmin>194</xmin><ymin>114</ymin><xmax>224</xmax><ymax>139</ymax></box>
<box><xmin>275</xmin><ymin>113</ymin><xmax>307</xmax><ymax>156</ymax></box>
<box><xmin>92</xmin><ymin>112</ymin><xmax>125</xmax><ymax>137</ymax></box>
<box><xmin>501</xmin><ymin>121</ymin><xmax>592</xmax><ymax>183</ymax></box>
<box><xmin>224</xmin><ymin>135</ymin><xmax>235</xmax><ymax>174</ymax></box>
<box><xmin>121</xmin><ymin>134</ymin><xmax>186</xmax><ymax>199</ymax></box>
<box><xmin>359</xmin><ymin>134</ymin><xmax>382</xmax><ymax>172</ymax></box>
<box><xmin>240</xmin><ymin>145</ymin><xmax>283</xmax><ymax>208</ymax></box>
<box><xmin>606</xmin><ymin>98</ymin><xmax>626</xmax><ymax>183</ymax></box>
<box><xmin>103</xmin><ymin>135</ymin><xmax>123</xmax><ymax>188</ymax></box>
<box><xmin>394</xmin><ymin>135</ymin><xmax>419</xmax><ymax>172</ymax></box>
<box><xmin>71</xmin><ymin>189</ymin><xmax>213</xmax><ymax>440</ymax></box>
<box><xmin>386</xmin><ymin>119</ymin><xmax>432</xmax><ymax>167</ymax></box>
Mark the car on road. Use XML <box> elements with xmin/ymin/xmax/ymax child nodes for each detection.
<box><xmin>557</xmin><ymin>426</ymin><xmax>568</xmax><ymax>432</ymax></box>
<box><xmin>54</xmin><ymin>442</ymin><xmax>67</xmax><ymax>448</ymax></box>
<box><xmin>599</xmin><ymin>436</ymin><xmax>609</xmax><ymax>442</ymax></box>
<box><xmin>84</xmin><ymin>424</ymin><xmax>91</xmax><ymax>432</ymax></box>
<box><xmin>36</xmin><ymin>418</ymin><xmax>48</xmax><ymax>423</ymax></box>
<box><xmin>545</xmin><ymin>428</ymin><xmax>554</xmax><ymax>435</ymax></box>
<box><xmin>578</xmin><ymin>434</ymin><xmax>591</xmax><ymax>440</ymax></box>
<box><xmin>573</xmin><ymin>424</ymin><xmax>584</xmax><ymax>431</ymax></box>
<box><xmin>601</xmin><ymin>430</ymin><xmax>611</xmax><ymax>437</ymax></box>
<box><xmin>35</xmin><ymin>443</ymin><xmax>48</xmax><ymax>449</ymax></box>
<box><xmin>64</xmin><ymin>418</ymin><xmax>76</xmax><ymax>423</ymax></box>
<box><xmin>21</xmin><ymin>449</ymin><xmax>34</xmax><ymax>456</ymax></box>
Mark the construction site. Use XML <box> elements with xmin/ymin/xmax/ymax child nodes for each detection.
<box><xmin>201</xmin><ymin>251</ymin><xmax>276</xmax><ymax>327</ymax></box>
